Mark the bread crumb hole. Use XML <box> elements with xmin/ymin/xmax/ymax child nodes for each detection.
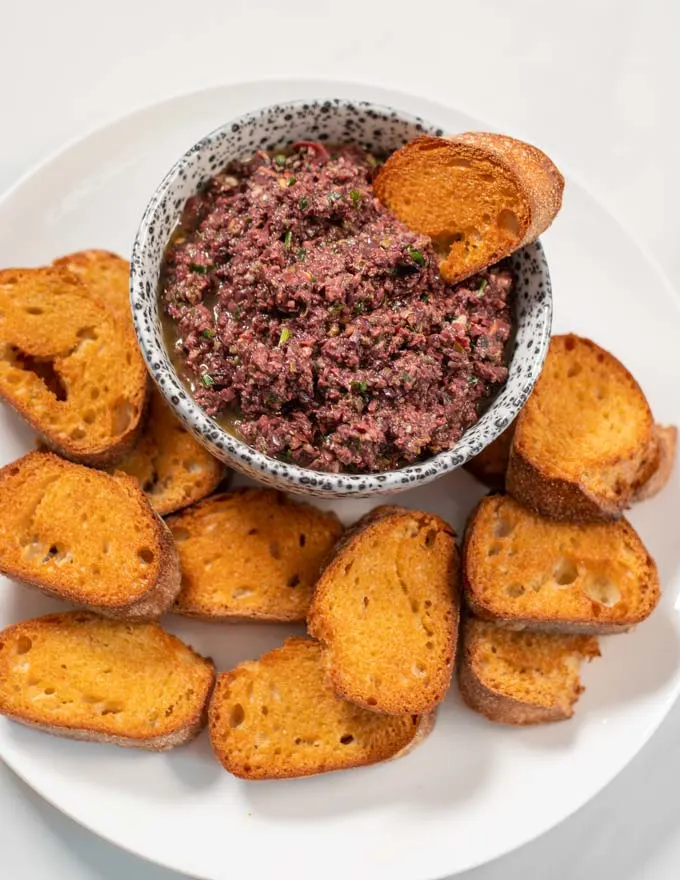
<box><xmin>171</xmin><ymin>527</ymin><xmax>190</xmax><ymax>541</ymax></box>
<box><xmin>83</xmin><ymin>410</ymin><xmax>96</xmax><ymax>424</ymax></box>
<box><xmin>299</xmin><ymin>533</ymin><xmax>306</xmax><ymax>547</ymax></box>
<box><xmin>362</xmin><ymin>596</ymin><xmax>369</xmax><ymax>610</ymax></box>
<box><xmin>493</xmin><ymin>517</ymin><xmax>513</xmax><ymax>538</ymax></box>
<box><xmin>76</xmin><ymin>326</ymin><xmax>97</xmax><ymax>341</ymax></box>
<box><xmin>505</xmin><ymin>583</ymin><xmax>525</xmax><ymax>597</ymax></box>
<box><xmin>582</xmin><ymin>574</ymin><xmax>621</xmax><ymax>606</ymax></box>
<box><xmin>247</xmin><ymin>527</ymin><xmax>258</xmax><ymax>536</ymax></box>
<box><xmin>424</xmin><ymin>600</ymin><xmax>432</xmax><ymax>609</ymax></box>
<box><xmin>488</xmin><ymin>542</ymin><xmax>502</xmax><ymax>557</ymax></box>
<box><xmin>410</xmin><ymin>598</ymin><xmax>419</xmax><ymax>613</ymax></box>
<box><xmin>287</xmin><ymin>574</ymin><xmax>300</xmax><ymax>588</ymax></box>
<box><xmin>553</xmin><ymin>557</ymin><xmax>578</xmax><ymax>586</ymax></box>
<box><xmin>425</xmin><ymin>640</ymin><xmax>434</xmax><ymax>650</ymax></box>
<box><xmin>232</xmin><ymin>587</ymin><xmax>254</xmax><ymax>599</ymax></box>
<box><xmin>112</xmin><ymin>398</ymin><xmax>134</xmax><ymax>436</ymax></box>
<box><xmin>412</xmin><ymin>662</ymin><xmax>426</xmax><ymax>678</ymax></box>
<box><xmin>268</xmin><ymin>541</ymin><xmax>281</xmax><ymax>560</ymax></box>
<box><xmin>15</xmin><ymin>636</ymin><xmax>32</xmax><ymax>655</ymax></box>
<box><xmin>229</xmin><ymin>704</ymin><xmax>245</xmax><ymax>728</ymax></box>
<box><xmin>498</xmin><ymin>209</ymin><xmax>520</xmax><ymax>237</ymax></box>
<box><xmin>366</xmin><ymin>697</ymin><xmax>377</xmax><ymax>707</ymax></box>
<box><xmin>24</xmin><ymin>306</ymin><xmax>43</xmax><ymax>315</ymax></box>
<box><xmin>261</xmin><ymin>706</ymin><xmax>268</xmax><ymax>716</ymax></box>
<box><xmin>340</xmin><ymin>734</ymin><xmax>354</xmax><ymax>745</ymax></box>
<box><xmin>138</xmin><ymin>547</ymin><xmax>154</xmax><ymax>564</ymax></box>
<box><xmin>344</xmin><ymin>560</ymin><xmax>354</xmax><ymax>576</ymax></box>
<box><xmin>43</xmin><ymin>687</ymin><xmax>55</xmax><ymax>696</ymax></box>
<box><xmin>567</xmin><ymin>363</ymin><xmax>582</xmax><ymax>378</ymax></box>
<box><xmin>70</xmin><ymin>427</ymin><xmax>86</xmax><ymax>440</ymax></box>
<box><xmin>423</xmin><ymin>528</ymin><xmax>437</xmax><ymax>548</ymax></box>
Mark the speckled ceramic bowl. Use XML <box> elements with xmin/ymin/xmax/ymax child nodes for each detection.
<box><xmin>131</xmin><ymin>98</ymin><xmax>552</xmax><ymax>498</ymax></box>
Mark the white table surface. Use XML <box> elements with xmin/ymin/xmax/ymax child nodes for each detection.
<box><xmin>1</xmin><ymin>1</ymin><xmax>679</xmax><ymax>877</ymax></box>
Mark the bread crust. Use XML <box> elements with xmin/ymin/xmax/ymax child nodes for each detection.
<box><xmin>635</xmin><ymin>424</ymin><xmax>677</xmax><ymax>502</ymax></box>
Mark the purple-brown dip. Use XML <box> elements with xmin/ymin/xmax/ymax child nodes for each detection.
<box><xmin>161</xmin><ymin>142</ymin><xmax>513</xmax><ymax>473</ymax></box>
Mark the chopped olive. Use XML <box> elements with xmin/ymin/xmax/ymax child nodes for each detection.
<box><xmin>287</xmin><ymin>176</ymin><xmax>297</xmax><ymax>186</ymax></box>
<box><xmin>420</xmin><ymin>293</ymin><xmax>430</xmax><ymax>303</ymax></box>
<box><xmin>200</xmin><ymin>372</ymin><xmax>215</xmax><ymax>387</ymax></box>
<box><xmin>189</xmin><ymin>263</ymin><xmax>208</xmax><ymax>274</ymax></box>
<box><xmin>350</xmin><ymin>189</ymin><xmax>361</xmax><ymax>206</ymax></box>
<box><xmin>202</xmin><ymin>329</ymin><xmax>216</xmax><ymax>339</ymax></box>
<box><xmin>351</xmin><ymin>380</ymin><xmax>368</xmax><ymax>394</ymax></box>
<box><xmin>274</xmin><ymin>154</ymin><xmax>287</xmax><ymax>168</ymax></box>
<box><xmin>278</xmin><ymin>326</ymin><xmax>291</xmax><ymax>346</ymax></box>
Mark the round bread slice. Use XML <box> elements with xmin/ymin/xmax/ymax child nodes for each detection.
<box><xmin>308</xmin><ymin>507</ymin><xmax>459</xmax><ymax>715</ymax></box>
<box><xmin>0</xmin><ymin>267</ymin><xmax>148</xmax><ymax>466</ymax></box>
<box><xmin>209</xmin><ymin>638</ymin><xmax>434</xmax><ymax>779</ymax></box>
<box><xmin>374</xmin><ymin>133</ymin><xmax>563</xmax><ymax>283</ymax></box>
<box><xmin>169</xmin><ymin>489</ymin><xmax>342</xmax><ymax>621</ymax></box>
<box><xmin>0</xmin><ymin>451</ymin><xmax>181</xmax><ymax>619</ymax></box>
<box><xmin>113</xmin><ymin>387</ymin><xmax>226</xmax><ymax>516</ymax></box>
<box><xmin>0</xmin><ymin>612</ymin><xmax>215</xmax><ymax>750</ymax></box>
<box><xmin>463</xmin><ymin>494</ymin><xmax>660</xmax><ymax>634</ymax></box>
<box><xmin>458</xmin><ymin>616</ymin><xmax>600</xmax><ymax>724</ymax></box>
<box><xmin>507</xmin><ymin>334</ymin><xmax>659</xmax><ymax>521</ymax></box>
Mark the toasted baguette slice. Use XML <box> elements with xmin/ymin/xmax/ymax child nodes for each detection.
<box><xmin>458</xmin><ymin>616</ymin><xmax>599</xmax><ymax>724</ymax></box>
<box><xmin>113</xmin><ymin>388</ymin><xmax>225</xmax><ymax>516</ymax></box>
<box><xmin>209</xmin><ymin>638</ymin><xmax>434</xmax><ymax>779</ymax></box>
<box><xmin>464</xmin><ymin>495</ymin><xmax>660</xmax><ymax>634</ymax></box>
<box><xmin>52</xmin><ymin>250</ymin><xmax>132</xmax><ymax>326</ymax></box>
<box><xmin>0</xmin><ymin>267</ymin><xmax>148</xmax><ymax>466</ymax></box>
<box><xmin>169</xmin><ymin>489</ymin><xmax>342</xmax><ymax>621</ymax></box>
<box><xmin>635</xmin><ymin>424</ymin><xmax>677</xmax><ymax>502</ymax></box>
<box><xmin>0</xmin><ymin>612</ymin><xmax>215</xmax><ymax>749</ymax></box>
<box><xmin>374</xmin><ymin>133</ymin><xmax>564</xmax><ymax>283</ymax></box>
<box><xmin>0</xmin><ymin>452</ymin><xmax>181</xmax><ymax>619</ymax></box>
<box><xmin>308</xmin><ymin>507</ymin><xmax>458</xmax><ymax>714</ymax></box>
<box><xmin>465</xmin><ymin>422</ymin><xmax>516</xmax><ymax>489</ymax></box>
<box><xmin>507</xmin><ymin>335</ymin><xmax>659</xmax><ymax>521</ymax></box>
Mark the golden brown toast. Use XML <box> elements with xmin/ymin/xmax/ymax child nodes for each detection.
<box><xmin>0</xmin><ymin>452</ymin><xmax>181</xmax><ymax>619</ymax></box>
<box><xmin>113</xmin><ymin>387</ymin><xmax>225</xmax><ymax>516</ymax></box>
<box><xmin>464</xmin><ymin>423</ymin><xmax>516</xmax><ymax>489</ymax></box>
<box><xmin>458</xmin><ymin>616</ymin><xmax>599</xmax><ymax>724</ymax></box>
<box><xmin>507</xmin><ymin>335</ymin><xmax>659</xmax><ymax>521</ymax></box>
<box><xmin>308</xmin><ymin>507</ymin><xmax>459</xmax><ymax>714</ymax></box>
<box><xmin>0</xmin><ymin>267</ymin><xmax>148</xmax><ymax>466</ymax></box>
<box><xmin>0</xmin><ymin>612</ymin><xmax>215</xmax><ymax>749</ymax></box>
<box><xmin>463</xmin><ymin>495</ymin><xmax>660</xmax><ymax>634</ymax></box>
<box><xmin>208</xmin><ymin>638</ymin><xmax>434</xmax><ymax>779</ymax></box>
<box><xmin>374</xmin><ymin>133</ymin><xmax>564</xmax><ymax>283</ymax></box>
<box><xmin>169</xmin><ymin>489</ymin><xmax>342</xmax><ymax>621</ymax></box>
<box><xmin>52</xmin><ymin>250</ymin><xmax>132</xmax><ymax>326</ymax></box>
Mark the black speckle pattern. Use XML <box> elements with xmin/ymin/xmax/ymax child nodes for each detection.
<box><xmin>130</xmin><ymin>98</ymin><xmax>552</xmax><ymax>498</ymax></box>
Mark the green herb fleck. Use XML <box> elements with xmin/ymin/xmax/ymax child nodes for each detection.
<box><xmin>406</xmin><ymin>246</ymin><xmax>425</xmax><ymax>267</ymax></box>
<box><xmin>200</xmin><ymin>373</ymin><xmax>215</xmax><ymax>387</ymax></box>
<box><xmin>477</xmin><ymin>279</ymin><xmax>488</xmax><ymax>296</ymax></box>
<box><xmin>284</xmin><ymin>230</ymin><xmax>293</xmax><ymax>249</ymax></box>
<box><xmin>278</xmin><ymin>326</ymin><xmax>291</xmax><ymax>346</ymax></box>
<box><xmin>419</xmin><ymin>294</ymin><xmax>430</xmax><ymax>303</ymax></box>
<box><xmin>274</xmin><ymin>154</ymin><xmax>287</xmax><ymax>168</ymax></box>
<box><xmin>354</xmin><ymin>301</ymin><xmax>366</xmax><ymax>314</ymax></box>
<box><xmin>453</xmin><ymin>341</ymin><xmax>465</xmax><ymax>354</ymax></box>
<box><xmin>402</xmin><ymin>372</ymin><xmax>413</xmax><ymax>384</ymax></box>
<box><xmin>232</xmin><ymin>305</ymin><xmax>243</xmax><ymax>321</ymax></box>
<box><xmin>351</xmin><ymin>380</ymin><xmax>368</xmax><ymax>395</ymax></box>
<box><xmin>287</xmin><ymin>176</ymin><xmax>297</xmax><ymax>187</ymax></box>
<box><xmin>328</xmin><ymin>302</ymin><xmax>343</xmax><ymax>314</ymax></box>
<box><xmin>284</xmin><ymin>449</ymin><xmax>293</xmax><ymax>460</ymax></box>
<box><xmin>366</xmin><ymin>154</ymin><xmax>379</xmax><ymax>168</ymax></box>
<box><xmin>202</xmin><ymin>329</ymin><xmax>216</xmax><ymax>339</ymax></box>
<box><xmin>298</xmin><ymin>196</ymin><xmax>309</xmax><ymax>211</ymax></box>
<box><xmin>296</xmin><ymin>247</ymin><xmax>307</xmax><ymax>261</ymax></box>
<box><xmin>189</xmin><ymin>263</ymin><xmax>208</xmax><ymax>274</ymax></box>
<box><xmin>350</xmin><ymin>189</ymin><xmax>361</xmax><ymax>206</ymax></box>
<box><xmin>468</xmin><ymin>376</ymin><xmax>479</xmax><ymax>386</ymax></box>
<box><xmin>328</xmin><ymin>191</ymin><xmax>342</xmax><ymax>203</ymax></box>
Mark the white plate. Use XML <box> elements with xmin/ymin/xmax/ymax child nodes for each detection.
<box><xmin>0</xmin><ymin>80</ymin><xmax>679</xmax><ymax>880</ymax></box>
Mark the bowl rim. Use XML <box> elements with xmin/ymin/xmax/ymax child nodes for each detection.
<box><xmin>130</xmin><ymin>96</ymin><xmax>552</xmax><ymax>493</ymax></box>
